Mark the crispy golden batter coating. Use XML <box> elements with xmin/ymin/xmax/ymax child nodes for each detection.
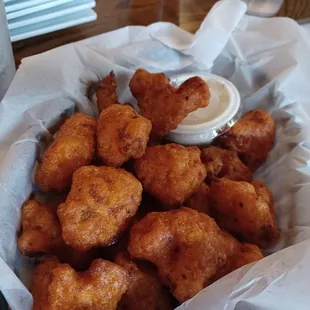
<box><xmin>217</xmin><ymin>109</ymin><xmax>276</xmax><ymax>171</ymax></box>
<box><xmin>97</xmin><ymin>104</ymin><xmax>152</xmax><ymax>167</ymax></box>
<box><xmin>231</xmin><ymin>243</ymin><xmax>263</xmax><ymax>270</ymax></box>
<box><xmin>31</xmin><ymin>257</ymin><xmax>129</xmax><ymax>310</ymax></box>
<box><xmin>35</xmin><ymin>113</ymin><xmax>96</xmax><ymax>193</ymax></box>
<box><xmin>212</xmin><ymin>242</ymin><xmax>263</xmax><ymax>281</ymax></box>
<box><xmin>96</xmin><ymin>71</ymin><xmax>119</xmax><ymax>113</ymax></box>
<box><xmin>115</xmin><ymin>252</ymin><xmax>172</xmax><ymax>310</ymax></box>
<box><xmin>135</xmin><ymin>144</ymin><xmax>206</xmax><ymax>207</ymax></box>
<box><xmin>128</xmin><ymin>207</ymin><xmax>244</xmax><ymax>303</ymax></box>
<box><xmin>18</xmin><ymin>200</ymin><xmax>95</xmax><ymax>270</ymax></box>
<box><xmin>201</xmin><ymin>146</ymin><xmax>252</xmax><ymax>183</ymax></box>
<box><xmin>18</xmin><ymin>200</ymin><xmax>62</xmax><ymax>256</ymax></box>
<box><xmin>184</xmin><ymin>183</ymin><xmax>212</xmax><ymax>215</ymax></box>
<box><xmin>129</xmin><ymin>69</ymin><xmax>210</xmax><ymax>136</ymax></box>
<box><xmin>210</xmin><ymin>178</ymin><xmax>280</xmax><ymax>248</ymax></box>
<box><xmin>58</xmin><ymin>166</ymin><xmax>143</xmax><ymax>251</ymax></box>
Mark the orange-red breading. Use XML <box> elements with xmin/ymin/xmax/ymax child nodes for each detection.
<box><xmin>201</xmin><ymin>146</ymin><xmax>252</xmax><ymax>183</ymax></box>
<box><xmin>216</xmin><ymin>109</ymin><xmax>276</xmax><ymax>171</ymax></box>
<box><xmin>229</xmin><ymin>243</ymin><xmax>263</xmax><ymax>270</ymax></box>
<box><xmin>183</xmin><ymin>183</ymin><xmax>212</xmax><ymax>215</ymax></box>
<box><xmin>18</xmin><ymin>200</ymin><xmax>62</xmax><ymax>255</ymax></box>
<box><xmin>97</xmin><ymin>104</ymin><xmax>152</xmax><ymax>167</ymax></box>
<box><xmin>210</xmin><ymin>178</ymin><xmax>280</xmax><ymax>248</ymax></box>
<box><xmin>128</xmin><ymin>207</ymin><xmax>262</xmax><ymax>303</ymax></box>
<box><xmin>58</xmin><ymin>166</ymin><xmax>143</xmax><ymax>251</ymax></box>
<box><xmin>35</xmin><ymin>113</ymin><xmax>96</xmax><ymax>193</ymax></box>
<box><xmin>115</xmin><ymin>252</ymin><xmax>173</xmax><ymax>310</ymax></box>
<box><xmin>31</xmin><ymin>257</ymin><xmax>129</xmax><ymax>310</ymax></box>
<box><xmin>134</xmin><ymin>144</ymin><xmax>206</xmax><ymax>207</ymax></box>
<box><xmin>18</xmin><ymin>200</ymin><xmax>95</xmax><ymax>270</ymax></box>
<box><xmin>212</xmin><ymin>242</ymin><xmax>263</xmax><ymax>281</ymax></box>
<box><xmin>129</xmin><ymin>69</ymin><xmax>210</xmax><ymax>136</ymax></box>
<box><xmin>96</xmin><ymin>71</ymin><xmax>119</xmax><ymax>113</ymax></box>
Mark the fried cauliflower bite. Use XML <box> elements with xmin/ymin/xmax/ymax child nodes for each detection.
<box><xmin>128</xmin><ymin>207</ymin><xmax>260</xmax><ymax>303</ymax></box>
<box><xmin>210</xmin><ymin>178</ymin><xmax>280</xmax><ymax>248</ymax></box>
<box><xmin>115</xmin><ymin>252</ymin><xmax>173</xmax><ymax>310</ymax></box>
<box><xmin>230</xmin><ymin>243</ymin><xmax>263</xmax><ymax>270</ymax></box>
<box><xmin>217</xmin><ymin>109</ymin><xmax>276</xmax><ymax>171</ymax></box>
<box><xmin>18</xmin><ymin>200</ymin><xmax>95</xmax><ymax>270</ymax></box>
<box><xmin>134</xmin><ymin>144</ymin><xmax>206</xmax><ymax>207</ymax></box>
<box><xmin>35</xmin><ymin>113</ymin><xmax>96</xmax><ymax>193</ymax></box>
<box><xmin>184</xmin><ymin>183</ymin><xmax>212</xmax><ymax>215</ymax></box>
<box><xmin>31</xmin><ymin>257</ymin><xmax>129</xmax><ymax>310</ymax></box>
<box><xmin>212</xmin><ymin>242</ymin><xmax>263</xmax><ymax>281</ymax></box>
<box><xmin>58</xmin><ymin>166</ymin><xmax>143</xmax><ymax>251</ymax></box>
<box><xmin>201</xmin><ymin>146</ymin><xmax>252</xmax><ymax>183</ymax></box>
<box><xmin>18</xmin><ymin>200</ymin><xmax>62</xmax><ymax>256</ymax></box>
<box><xmin>96</xmin><ymin>71</ymin><xmax>120</xmax><ymax>113</ymax></box>
<box><xmin>129</xmin><ymin>69</ymin><xmax>210</xmax><ymax>136</ymax></box>
<box><xmin>97</xmin><ymin>104</ymin><xmax>152</xmax><ymax>167</ymax></box>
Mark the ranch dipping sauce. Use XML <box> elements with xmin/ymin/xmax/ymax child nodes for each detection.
<box><xmin>168</xmin><ymin>73</ymin><xmax>241</xmax><ymax>146</ymax></box>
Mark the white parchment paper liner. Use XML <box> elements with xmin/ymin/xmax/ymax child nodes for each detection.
<box><xmin>1</xmin><ymin>1</ymin><xmax>310</xmax><ymax>309</ymax></box>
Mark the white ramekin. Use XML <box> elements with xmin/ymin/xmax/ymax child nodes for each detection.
<box><xmin>168</xmin><ymin>73</ymin><xmax>241</xmax><ymax>146</ymax></box>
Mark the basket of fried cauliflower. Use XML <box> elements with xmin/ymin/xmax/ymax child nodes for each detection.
<box><xmin>18</xmin><ymin>69</ymin><xmax>279</xmax><ymax>310</ymax></box>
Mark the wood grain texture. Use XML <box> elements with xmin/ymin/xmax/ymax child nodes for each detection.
<box><xmin>278</xmin><ymin>0</ymin><xmax>310</xmax><ymax>20</ymax></box>
<box><xmin>180</xmin><ymin>0</ymin><xmax>217</xmax><ymax>33</ymax></box>
<box><xmin>13</xmin><ymin>0</ymin><xmax>310</xmax><ymax>65</ymax></box>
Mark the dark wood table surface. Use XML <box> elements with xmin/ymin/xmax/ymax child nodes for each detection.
<box><xmin>13</xmin><ymin>0</ymin><xmax>310</xmax><ymax>65</ymax></box>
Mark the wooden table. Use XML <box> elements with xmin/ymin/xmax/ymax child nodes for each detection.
<box><xmin>13</xmin><ymin>0</ymin><xmax>310</xmax><ymax>65</ymax></box>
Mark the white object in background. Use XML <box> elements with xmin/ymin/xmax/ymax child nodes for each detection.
<box><xmin>242</xmin><ymin>0</ymin><xmax>283</xmax><ymax>17</ymax></box>
<box><xmin>0</xmin><ymin>0</ymin><xmax>15</xmax><ymax>101</ymax></box>
<box><xmin>8</xmin><ymin>0</ymin><xmax>96</xmax><ymax>30</ymax></box>
<box><xmin>10</xmin><ymin>9</ymin><xmax>97</xmax><ymax>42</ymax></box>
<box><xmin>168</xmin><ymin>73</ymin><xmax>241</xmax><ymax>146</ymax></box>
<box><xmin>6</xmin><ymin>0</ymin><xmax>74</xmax><ymax>20</ymax></box>
<box><xmin>5</xmin><ymin>0</ymin><xmax>53</xmax><ymax>13</ymax></box>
